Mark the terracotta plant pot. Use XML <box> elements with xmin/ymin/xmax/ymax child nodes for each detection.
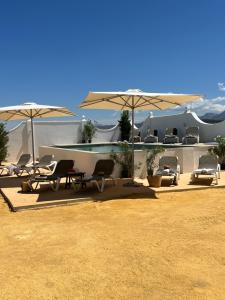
<box><xmin>147</xmin><ymin>175</ymin><xmax>162</xmax><ymax>187</ymax></box>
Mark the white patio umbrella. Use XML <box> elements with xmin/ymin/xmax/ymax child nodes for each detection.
<box><xmin>80</xmin><ymin>89</ymin><xmax>202</xmax><ymax>183</ymax></box>
<box><xmin>0</xmin><ymin>102</ymin><xmax>74</xmax><ymax>164</ymax></box>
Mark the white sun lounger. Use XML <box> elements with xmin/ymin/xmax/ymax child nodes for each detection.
<box><xmin>191</xmin><ymin>154</ymin><xmax>220</xmax><ymax>184</ymax></box>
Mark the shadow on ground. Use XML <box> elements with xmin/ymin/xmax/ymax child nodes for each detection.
<box><xmin>0</xmin><ymin>177</ymin><xmax>157</xmax><ymax>211</ymax></box>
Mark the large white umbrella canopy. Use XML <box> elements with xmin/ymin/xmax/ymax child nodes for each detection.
<box><xmin>80</xmin><ymin>89</ymin><xmax>202</xmax><ymax>181</ymax></box>
<box><xmin>0</xmin><ymin>102</ymin><xmax>74</xmax><ymax>164</ymax></box>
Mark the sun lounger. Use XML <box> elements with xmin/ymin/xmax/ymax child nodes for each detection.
<box><xmin>0</xmin><ymin>165</ymin><xmax>10</xmax><ymax>175</ymax></box>
<box><xmin>155</xmin><ymin>156</ymin><xmax>180</xmax><ymax>185</ymax></box>
<box><xmin>191</xmin><ymin>154</ymin><xmax>220</xmax><ymax>184</ymax></box>
<box><xmin>130</xmin><ymin>135</ymin><xmax>141</xmax><ymax>143</ymax></box>
<box><xmin>28</xmin><ymin>160</ymin><xmax>74</xmax><ymax>191</ymax></box>
<box><xmin>163</xmin><ymin>128</ymin><xmax>179</xmax><ymax>144</ymax></box>
<box><xmin>5</xmin><ymin>154</ymin><xmax>31</xmax><ymax>176</ymax></box>
<box><xmin>73</xmin><ymin>159</ymin><xmax>115</xmax><ymax>192</ymax></box>
<box><xmin>182</xmin><ymin>126</ymin><xmax>199</xmax><ymax>144</ymax></box>
<box><xmin>144</xmin><ymin>129</ymin><xmax>158</xmax><ymax>143</ymax></box>
<box><xmin>31</xmin><ymin>155</ymin><xmax>56</xmax><ymax>173</ymax></box>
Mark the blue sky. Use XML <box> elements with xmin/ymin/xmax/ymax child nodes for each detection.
<box><xmin>1</xmin><ymin>0</ymin><xmax>225</xmax><ymax>125</ymax></box>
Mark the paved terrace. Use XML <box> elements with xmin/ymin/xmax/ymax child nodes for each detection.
<box><xmin>1</xmin><ymin>172</ymin><xmax>225</xmax><ymax>212</ymax></box>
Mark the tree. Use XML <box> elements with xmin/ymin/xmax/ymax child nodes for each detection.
<box><xmin>118</xmin><ymin>111</ymin><xmax>131</xmax><ymax>141</ymax></box>
<box><xmin>0</xmin><ymin>123</ymin><xmax>9</xmax><ymax>164</ymax></box>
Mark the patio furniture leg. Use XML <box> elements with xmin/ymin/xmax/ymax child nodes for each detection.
<box><xmin>215</xmin><ymin>173</ymin><xmax>218</xmax><ymax>185</ymax></box>
<box><xmin>217</xmin><ymin>165</ymin><xmax>221</xmax><ymax>179</ymax></box>
<box><xmin>100</xmin><ymin>178</ymin><xmax>105</xmax><ymax>192</ymax></box>
<box><xmin>93</xmin><ymin>180</ymin><xmax>101</xmax><ymax>192</ymax></box>
<box><xmin>50</xmin><ymin>178</ymin><xmax>61</xmax><ymax>191</ymax></box>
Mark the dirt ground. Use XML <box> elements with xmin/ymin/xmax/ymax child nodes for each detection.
<box><xmin>1</xmin><ymin>189</ymin><xmax>225</xmax><ymax>300</ymax></box>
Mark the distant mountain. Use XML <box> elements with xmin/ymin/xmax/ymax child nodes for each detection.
<box><xmin>200</xmin><ymin>112</ymin><xmax>218</xmax><ymax>120</ymax></box>
<box><xmin>95</xmin><ymin>124</ymin><xmax>115</xmax><ymax>129</ymax></box>
<box><xmin>199</xmin><ymin>111</ymin><xmax>225</xmax><ymax>123</ymax></box>
<box><xmin>217</xmin><ymin>110</ymin><xmax>225</xmax><ymax>121</ymax></box>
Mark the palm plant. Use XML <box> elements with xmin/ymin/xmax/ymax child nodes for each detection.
<box><xmin>110</xmin><ymin>141</ymin><xmax>132</xmax><ymax>177</ymax></box>
<box><xmin>146</xmin><ymin>146</ymin><xmax>165</xmax><ymax>176</ymax></box>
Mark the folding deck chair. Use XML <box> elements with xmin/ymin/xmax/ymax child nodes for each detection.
<box><xmin>155</xmin><ymin>156</ymin><xmax>180</xmax><ymax>185</ymax></box>
<box><xmin>182</xmin><ymin>126</ymin><xmax>199</xmax><ymax>145</ymax></box>
<box><xmin>144</xmin><ymin>129</ymin><xmax>158</xmax><ymax>143</ymax></box>
<box><xmin>32</xmin><ymin>154</ymin><xmax>56</xmax><ymax>173</ymax></box>
<box><xmin>73</xmin><ymin>159</ymin><xmax>115</xmax><ymax>192</ymax></box>
<box><xmin>163</xmin><ymin>128</ymin><xmax>179</xmax><ymax>144</ymax></box>
<box><xmin>191</xmin><ymin>154</ymin><xmax>220</xmax><ymax>185</ymax></box>
<box><xmin>5</xmin><ymin>154</ymin><xmax>31</xmax><ymax>176</ymax></box>
<box><xmin>28</xmin><ymin>160</ymin><xmax>74</xmax><ymax>191</ymax></box>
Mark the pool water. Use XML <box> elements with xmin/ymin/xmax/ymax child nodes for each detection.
<box><xmin>54</xmin><ymin>143</ymin><xmax>183</xmax><ymax>153</ymax></box>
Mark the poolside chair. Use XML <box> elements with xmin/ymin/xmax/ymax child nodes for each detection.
<box><xmin>28</xmin><ymin>160</ymin><xmax>74</xmax><ymax>191</ymax></box>
<box><xmin>6</xmin><ymin>154</ymin><xmax>32</xmax><ymax>176</ymax></box>
<box><xmin>73</xmin><ymin>159</ymin><xmax>115</xmax><ymax>192</ymax></box>
<box><xmin>32</xmin><ymin>154</ymin><xmax>56</xmax><ymax>173</ymax></box>
<box><xmin>144</xmin><ymin>129</ymin><xmax>158</xmax><ymax>143</ymax></box>
<box><xmin>129</xmin><ymin>135</ymin><xmax>141</xmax><ymax>143</ymax></box>
<box><xmin>163</xmin><ymin>128</ymin><xmax>179</xmax><ymax>144</ymax></box>
<box><xmin>191</xmin><ymin>154</ymin><xmax>220</xmax><ymax>185</ymax></box>
<box><xmin>155</xmin><ymin>156</ymin><xmax>180</xmax><ymax>185</ymax></box>
<box><xmin>182</xmin><ymin>126</ymin><xmax>199</xmax><ymax>145</ymax></box>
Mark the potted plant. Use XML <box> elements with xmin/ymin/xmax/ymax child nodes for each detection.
<box><xmin>146</xmin><ymin>146</ymin><xmax>164</xmax><ymax>187</ymax></box>
<box><xmin>118</xmin><ymin>111</ymin><xmax>131</xmax><ymax>141</ymax></box>
<box><xmin>82</xmin><ymin>120</ymin><xmax>96</xmax><ymax>143</ymax></box>
<box><xmin>110</xmin><ymin>141</ymin><xmax>132</xmax><ymax>178</ymax></box>
<box><xmin>209</xmin><ymin>135</ymin><xmax>225</xmax><ymax>169</ymax></box>
<box><xmin>0</xmin><ymin>123</ymin><xmax>9</xmax><ymax>165</ymax></box>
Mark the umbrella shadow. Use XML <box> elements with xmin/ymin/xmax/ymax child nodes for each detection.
<box><xmin>0</xmin><ymin>175</ymin><xmax>29</xmax><ymax>188</ymax></box>
<box><xmin>26</xmin><ymin>182</ymin><xmax>157</xmax><ymax>205</ymax></box>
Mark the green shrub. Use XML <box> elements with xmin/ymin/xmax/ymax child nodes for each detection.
<box><xmin>83</xmin><ymin>120</ymin><xmax>96</xmax><ymax>143</ymax></box>
<box><xmin>209</xmin><ymin>136</ymin><xmax>225</xmax><ymax>164</ymax></box>
<box><xmin>110</xmin><ymin>141</ymin><xmax>132</xmax><ymax>178</ymax></box>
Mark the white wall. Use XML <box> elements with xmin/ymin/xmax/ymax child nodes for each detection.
<box><xmin>7</xmin><ymin>122</ymin><xmax>28</xmax><ymax>163</ymax></box>
<box><xmin>7</xmin><ymin>120</ymin><xmax>120</xmax><ymax>162</ymax></box>
<box><xmin>93</xmin><ymin>124</ymin><xmax>120</xmax><ymax>143</ymax></box>
<box><xmin>7</xmin><ymin>110</ymin><xmax>225</xmax><ymax>162</ymax></box>
<box><xmin>39</xmin><ymin>145</ymin><xmax>121</xmax><ymax>178</ymax></box>
<box><xmin>139</xmin><ymin>111</ymin><xmax>222</xmax><ymax>143</ymax></box>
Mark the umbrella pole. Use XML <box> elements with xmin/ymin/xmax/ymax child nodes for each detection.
<box><xmin>30</xmin><ymin>117</ymin><xmax>35</xmax><ymax>165</ymax></box>
<box><xmin>131</xmin><ymin>107</ymin><xmax>134</xmax><ymax>182</ymax></box>
<box><xmin>124</xmin><ymin>104</ymin><xmax>141</xmax><ymax>187</ymax></box>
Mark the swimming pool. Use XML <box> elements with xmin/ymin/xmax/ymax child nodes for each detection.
<box><xmin>54</xmin><ymin>143</ymin><xmax>189</xmax><ymax>153</ymax></box>
<box><xmin>40</xmin><ymin>142</ymin><xmax>211</xmax><ymax>176</ymax></box>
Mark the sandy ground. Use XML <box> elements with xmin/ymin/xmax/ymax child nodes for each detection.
<box><xmin>1</xmin><ymin>189</ymin><xmax>225</xmax><ymax>300</ymax></box>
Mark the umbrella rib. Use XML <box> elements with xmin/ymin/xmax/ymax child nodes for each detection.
<box><xmin>133</xmin><ymin>96</ymin><xmax>162</xmax><ymax>109</ymax></box>
<box><xmin>136</xmin><ymin>101</ymin><xmax>162</xmax><ymax>110</ymax></box>
<box><xmin>81</xmin><ymin>95</ymin><xmax>133</xmax><ymax>109</ymax></box>
<box><xmin>119</xmin><ymin>96</ymin><xmax>132</xmax><ymax>109</ymax></box>
<box><xmin>133</xmin><ymin>96</ymin><xmax>144</xmax><ymax>107</ymax></box>
<box><xmin>142</xmin><ymin>95</ymin><xmax>181</xmax><ymax>106</ymax></box>
<box><xmin>0</xmin><ymin>110</ymin><xmax>30</xmax><ymax>121</ymax></box>
<box><xmin>103</xmin><ymin>97</ymin><xmax>132</xmax><ymax>109</ymax></box>
<box><xmin>80</xmin><ymin>95</ymin><xmax>123</xmax><ymax>107</ymax></box>
<box><xmin>32</xmin><ymin>109</ymin><xmax>42</xmax><ymax>117</ymax></box>
<box><xmin>34</xmin><ymin>108</ymin><xmax>74</xmax><ymax>118</ymax></box>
